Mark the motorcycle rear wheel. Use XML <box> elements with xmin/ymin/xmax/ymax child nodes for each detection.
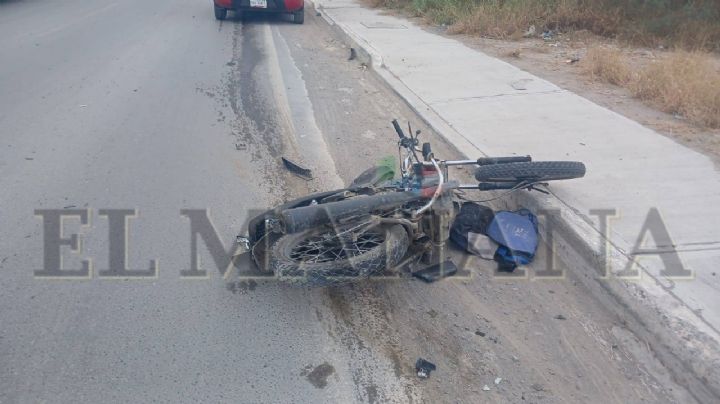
<box><xmin>270</xmin><ymin>224</ymin><xmax>409</xmax><ymax>286</ymax></box>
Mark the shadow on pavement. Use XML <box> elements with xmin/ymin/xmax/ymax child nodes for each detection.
<box><xmin>224</xmin><ymin>9</ymin><xmax>298</xmax><ymax>25</ymax></box>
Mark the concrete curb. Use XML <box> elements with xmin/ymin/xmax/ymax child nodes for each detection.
<box><xmin>309</xmin><ymin>1</ymin><xmax>720</xmax><ymax>401</ymax></box>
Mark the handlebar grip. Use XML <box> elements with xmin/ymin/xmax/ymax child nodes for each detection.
<box><xmin>478</xmin><ymin>182</ymin><xmax>520</xmax><ymax>191</ymax></box>
<box><xmin>392</xmin><ymin>119</ymin><xmax>406</xmax><ymax>139</ymax></box>
<box><xmin>477</xmin><ymin>156</ymin><xmax>531</xmax><ymax>165</ymax></box>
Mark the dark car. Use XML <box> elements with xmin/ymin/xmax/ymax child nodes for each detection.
<box><xmin>213</xmin><ymin>0</ymin><xmax>304</xmax><ymax>24</ymax></box>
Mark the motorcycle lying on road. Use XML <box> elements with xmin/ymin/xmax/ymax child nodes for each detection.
<box><xmin>239</xmin><ymin>120</ymin><xmax>585</xmax><ymax>285</ymax></box>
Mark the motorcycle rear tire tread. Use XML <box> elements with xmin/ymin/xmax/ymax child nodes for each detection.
<box><xmin>270</xmin><ymin>224</ymin><xmax>409</xmax><ymax>286</ymax></box>
<box><xmin>474</xmin><ymin>161</ymin><xmax>585</xmax><ymax>182</ymax></box>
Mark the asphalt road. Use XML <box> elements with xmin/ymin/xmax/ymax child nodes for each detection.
<box><xmin>0</xmin><ymin>0</ymin><xmax>697</xmax><ymax>403</ymax></box>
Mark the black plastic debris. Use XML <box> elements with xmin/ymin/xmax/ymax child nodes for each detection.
<box><xmin>566</xmin><ymin>57</ymin><xmax>580</xmax><ymax>64</ymax></box>
<box><xmin>413</xmin><ymin>260</ymin><xmax>458</xmax><ymax>283</ymax></box>
<box><xmin>282</xmin><ymin>157</ymin><xmax>313</xmax><ymax>180</ymax></box>
<box><xmin>348</xmin><ymin>47</ymin><xmax>357</xmax><ymax>61</ymax></box>
<box><xmin>494</xmin><ymin>251</ymin><xmax>518</xmax><ymax>272</ymax></box>
<box><xmin>415</xmin><ymin>358</ymin><xmax>436</xmax><ymax>379</ymax></box>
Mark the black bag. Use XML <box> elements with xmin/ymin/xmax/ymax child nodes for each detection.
<box><xmin>450</xmin><ymin>203</ymin><xmax>495</xmax><ymax>252</ymax></box>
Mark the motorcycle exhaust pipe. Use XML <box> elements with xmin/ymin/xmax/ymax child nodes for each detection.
<box><xmin>281</xmin><ymin>191</ymin><xmax>421</xmax><ymax>234</ymax></box>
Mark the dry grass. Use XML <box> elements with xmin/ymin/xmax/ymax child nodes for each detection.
<box><xmin>633</xmin><ymin>52</ymin><xmax>720</xmax><ymax>128</ymax></box>
<box><xmin>447</xmin><ymin>0</ymin><xmax>623</xmax><ymax>39</ymax></box>
<box><xmin>582</xmin><ymin>47</ymin><xmax>631</xmax><ymax>86</ymax></box>
<box><xmin>369</xmin><ymin>0</ymin><xmax>720</xmax><ymax>52</ymax></box>
<box><xmin>583</xmin><ymin>48</ymin><xmax>720</xmax><ymax>128</ymax></box>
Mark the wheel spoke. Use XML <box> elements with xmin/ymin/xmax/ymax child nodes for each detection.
<box><xmin>289</xmin><ymin>230</ymin><xmax>385</xmax><ymax>263</ymax></box>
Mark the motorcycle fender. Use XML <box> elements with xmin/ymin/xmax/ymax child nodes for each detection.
<box><xmin>247</xmin><ymin>189</ymin><xmax>347</xmax><ymax>244</ymax></box>
<box><xmin>349</xmin><ymin>164</ymin><xmax>395</xmax><ymax>188</ymax></box>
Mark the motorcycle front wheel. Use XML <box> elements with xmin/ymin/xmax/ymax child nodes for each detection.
<box><xmin>269</xmin><ymin>224</ymin><xmax>409</xmax><ymax>286</ymax></box>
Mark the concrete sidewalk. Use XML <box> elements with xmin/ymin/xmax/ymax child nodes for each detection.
<box><xmin>313</xmin><ymin>0</ymin><xmax>720</xmax><ymax>399</ymax></box>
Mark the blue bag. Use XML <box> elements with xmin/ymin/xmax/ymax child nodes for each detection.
<box><xmin>485</xmin><ymin>209</ymin><xmax>539</xmax><ymax>270</ymax></box>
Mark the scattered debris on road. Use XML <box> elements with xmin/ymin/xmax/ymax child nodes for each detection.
<box><xmin>226</xmin><ymin>279</ymin><xmax>257</xmax><ymax>294</ymax></box>
<box><xmin>282</xmin><ymin>157</ymin><xmax>313</xmax><ymax>180</ymax></box>
<box><xmin>482</xmin><ymin>385</ymin><xmax>491</xmax><ymax>391</ymax></box>
<box><xmin>412</xmin><ymin>260</ymin><xmax>458</xmax><ymax>283</ymax></box>
<box><xmin>554</xmin><ymin>314</ymin><xmax>567</xmax><ymax>320</ymax></box>
<box><xmin>236</xmin><ymin>235</ymin><xmax>250</xmax><ymax>250</ymax></box>
<box><xmin>508</xmin><ymin>49</ymin><xmax>521</xmax><ymax>58</ymax></box>
<box><xmin>511</xmin><ymin>78</ymin><xmax>532</xmax><ymax>91</ymax></box>
<box><xmin>302</xmin><ymin>362</ymin><xmax>335</xmax><ymax>389</ymax></box>
<box><xmin>532</xmin><ymin>383</ymin><xmax>545</xmax><ymax>392</ymax></box>
<box><xmin>348</xmin><ymin>47</ymin><xmax>356</xmax><ymax>61</ymax></box>
<box><xmin>495</xmin><ymin>377</ymin><xmax>503</xmax><ymax>385</ymax></box>
<box><xmin>415</xmin><ymin>358</ymin><xmax>436</xmax><ymax>379</ymax></box>
<box><xmin>523</xmin><ymin>25</ymin><xmax>536</xmax><ymax>38</ymax></box>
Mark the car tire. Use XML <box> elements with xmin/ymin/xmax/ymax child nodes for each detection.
<box><xmin>214</xmin><ymin>6</ymin><xmax>227</xmax><ymax>20</ymax></box>
<box><xmin>293</xmin><ymin>8</ymin><xmax>304</xmax><ymax>24</ymax></box>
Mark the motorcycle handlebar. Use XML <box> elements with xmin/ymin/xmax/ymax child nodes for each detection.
<box><xmin>392</xmin><ymin>119</ymin><xmax>406</xmax><ymax>139</ymax></box>
<box><xmin>477</xmin><ymin>182</ymin><xmax>521</xmax><ymax>191</ymax></box>
<box><xmin>476</xmin><ymin>156</ymin><xmax>531</xmax><ymax>165</ymax></box>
